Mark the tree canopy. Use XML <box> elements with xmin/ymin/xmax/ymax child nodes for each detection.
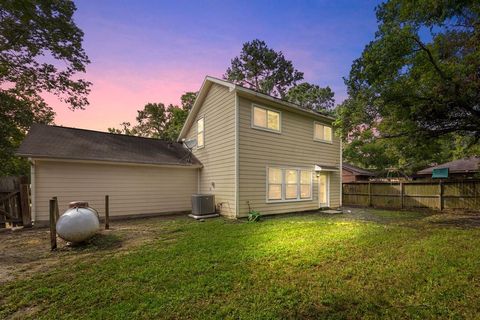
<box><xmin>337</xmin><ymin>0</ymin><xmax>480</xmax><ymax>173</ymax></box>
<box><xmin>108</xmin><ymin>92</ymin><xmax>197</xmax><ymax>141</ymax></box>
<box><xmin>224</xmin><ymin>39</ymin><xmax>304</xmax><ymax>98</ymax></box>
<box><xmin>286</xmin><ymin>82</ymin><xmax>335</xmax><ymax>114</ymax></box>
<box><xmin>0</xmin><ymin>0</ymin><xmax>91</xmax><ymax>176</ymax></box>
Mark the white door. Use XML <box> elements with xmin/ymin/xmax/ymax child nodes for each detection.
<box><xmin>318</xmin><ymin>173</ymin><xmax>330</xmax><ymax>208</ymax></box>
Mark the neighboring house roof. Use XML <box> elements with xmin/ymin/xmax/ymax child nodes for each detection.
<box><xmin>178</xmin><ymin>76</ymin><xmax>335</xmax><ymax>141</ymax></box>
<box><xmin>417</xmin><ymin>156</ymin><xmax>480</xmax><ymax>175</ymax></box>
<box><xmin>17</xmin><ymin>124</ymin><xmax>202</xmax><ymax>167</ymax></box>
<box><xmin>342</xmin><ymin>163</ymin><xmax>376</xmax><ymax>176</ymax></box>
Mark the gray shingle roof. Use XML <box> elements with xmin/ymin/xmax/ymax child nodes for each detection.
<box><xmin>16</xmin><ymin>124</ymin><xmax>201</xmax><ymax>167</ymax></box>
<box><xmin>342</xmin><ymin>163</ymin><xmax>376</xmax><ymax>176</ymax></box>
<box><xmin>417</xmin><ymin>157</ymin><xmax>480</xmax><ymax>175</ymax></box>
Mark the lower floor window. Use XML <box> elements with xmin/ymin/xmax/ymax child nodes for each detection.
<box><xmin>267</xmin><ymin>167</ymin><xmax>312</xmax><ymax>201</ymax></box>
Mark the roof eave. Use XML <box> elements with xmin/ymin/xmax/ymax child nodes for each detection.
<box><xmin>17</xmin><ymin>154</ymin><xmax>203</xmax><ymax>168</ymax></box>
<box><xmin>234</xmin><ymin>86</ymin><xmax>335</xmax><ymax>122</ymax></box>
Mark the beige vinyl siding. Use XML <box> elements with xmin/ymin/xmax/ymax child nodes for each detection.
<box><xmin>33</xmin><ymin>160</ymin><xmax>197</xmax><ymax>223</ymax></box>
<box><xmin>185</xmin><ymin>83</ymin><xmax>236</xmax><ymax>217</ymax></box>
<box><xmin>238</xmin><ymin>96</ymin><xmax>341</xmax><ymax>217</ymax></box>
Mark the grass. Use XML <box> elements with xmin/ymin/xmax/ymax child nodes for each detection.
<box><xmin>2</xmin><ymin>209</ymin><xmax>480</xmax><ymax>319</ymax></box>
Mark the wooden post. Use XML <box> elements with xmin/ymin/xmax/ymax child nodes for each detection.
<box><xmin>49</xmin><ymin>199</ymin><xmax>57</xmax><ymax>250</ymax></box>
<box><xmin>105</xmin><ymin>195</ymin><xmax>109</xmax><ymax>230</ymax></box>
<box><xmin>53</xmin><ymin>196</ymin><xmax>60</xmax><ymax>220</ymax></box>
<box><xmin>368</xmin><ymin>182</ymin><xmax>372</xmax><ymax>207</ymax></box>
<box><xmin>19</xmin><ymin>184</ymin><xmax>32</xmax><ymax>227</ymax></box>
<box><xmin>400</xmin><ymin>182</ymin><xmax>404</xmax><ymax>209</ymax></box>
<box><xmin>439</xmin><ymin>181</ymin><xmax>444</xmax><ymax>211</ymax></box>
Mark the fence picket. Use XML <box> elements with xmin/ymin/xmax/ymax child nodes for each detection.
<box><xmin>343</xmin><ymin>180</ymin><xmax>480</xmax><ymax>211</ymax></box>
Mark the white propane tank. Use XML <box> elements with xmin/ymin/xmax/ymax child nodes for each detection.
<box><xmin>56</xmin><ymin>205</ymin><xmax>100</xmax><ymax>243</ymax></box>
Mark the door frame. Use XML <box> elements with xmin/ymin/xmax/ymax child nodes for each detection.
<box><xmin>318</xmin><ymin>172</ymin><xmax>330</xmax><ymax>208</ymax></box>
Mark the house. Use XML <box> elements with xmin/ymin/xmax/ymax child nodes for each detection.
<box><xmin>416</xmin><ymin>156</ymin><xmax>480</xmax><ymax>180</ymax></box>
<box><xmin>17</xmin><ymin>76</ymin><xmax>342</xmax><ymax>224</ymax></box>
<box><xmin>342</xmin><ymin>163</ymin><xmax>376</xmax><ymax>182</ymax></box>
<box><xmin>177</xmin><ymin>77</ymin><xmax>341</xmax><ymax>218</ymax></box>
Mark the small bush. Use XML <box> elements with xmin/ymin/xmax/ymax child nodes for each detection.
<box><xmin>248</xmin><ymin>210</ymin><xmax>261</xmax><ymax>222</ymax></box>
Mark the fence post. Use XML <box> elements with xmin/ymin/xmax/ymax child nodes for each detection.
<box><xmin>105</xmin><ymin>195</ymin><xmax>109</xmax><ymax>230</ymax></box>
<box><xmin>49</xmin><ymin>199</ymin><xmax>57</xmax><ymax>250</ymax></box>
<box><xmin>19</xmin><ymin>184</ymin><xmax>32</xmax><ymax>227</ymax></box>
<box><xmin>400</xmin><ymin>182</ymin><xmax>404</xmax><ymax>209</ymax></box>
<box><xmin>439</xmin><ymin>181</ymin><xmax>444</xmax><ymax>211</ymax></box>
<box><xmin>368</xmin><ymin>182</ymin><xmax>372</xmax><ymax>207</ymax></box>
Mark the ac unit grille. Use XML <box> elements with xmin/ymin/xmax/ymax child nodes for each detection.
<box><xmin>191</xmin><ymin>194</ymin><xmax>215</xmax><ymax>215</ymax></box>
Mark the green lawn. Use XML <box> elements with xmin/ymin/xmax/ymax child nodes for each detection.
<box><xmin>2</xmin><ymin>209</ymin><xmax>480</xmax><ymax>319</ymax></box>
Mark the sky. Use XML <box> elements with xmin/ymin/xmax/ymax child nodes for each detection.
<box><xmin>52</xmin><ymin>0</ymin><xmax>382</xmax><ymax>131</ymax></box>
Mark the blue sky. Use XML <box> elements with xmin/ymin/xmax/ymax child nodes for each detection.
<box><xmin>55</xmin><ymin>0</ymin><xmax>383</xmax><ymax>130</ymax></box>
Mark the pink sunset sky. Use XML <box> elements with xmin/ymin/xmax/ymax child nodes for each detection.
<box><xmin>51</xmin><ymin>0</ymin><xmax>381</xmax><ymax>131</ymax></box>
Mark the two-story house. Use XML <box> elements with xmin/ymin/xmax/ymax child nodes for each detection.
<box><xmin>178</xmin><ymin>76</ymin><xmax>342</xmax><ymax>218</ymax></box>
<box><xmin>17</xmin><ymin>76</ymin><xmax>341</xmax><ymax>225</ymax></box>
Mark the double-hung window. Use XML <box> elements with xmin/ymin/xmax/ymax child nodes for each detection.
<box><xmin>197</xmin><ymin>117</ymin><xmax>204</xmax><ymax>148</ymax></box>
<box><xmin>267</xmin><ymin>167</ymin><xmax>312</xmax><ymax>202</ymax></box>
<box><xmin>314</xmin><ymin>122</ymin><xmax>332</xmax><ymax>143</ymax></box>
<box><xmin>268</xmin><ymin>168</ymin><xmax>282</xmax><ymax>200</ymax></box>
<box><xmin>253</xmin><ymin>105</ymin><xmax>281</xmax><ymax>132</ymax></box>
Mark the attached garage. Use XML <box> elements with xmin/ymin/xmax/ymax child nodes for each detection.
<box><xmin>17</xmin><ymin>125</ymin><xmax>201</xmax><ymax>225</ymax></box>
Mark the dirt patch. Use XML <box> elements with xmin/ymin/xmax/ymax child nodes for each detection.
<box><xmin>0</xmin><ymin>215</ymin><xmax>190</xmax><ymax>284</ymax></box>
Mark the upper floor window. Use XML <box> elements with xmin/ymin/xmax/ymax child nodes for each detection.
<box><xmin>197</xmin><ymin>117</ymin><xmax>204</xmax><ymax>148</ymax></box>
<box><xmin>252</xmin><ymin>105</ymin><xmax>281</xmax><ymax>132</ymax></box>
<box><xmin>314</xmin><ymin>122</ymin><xmax>332</xmax><ymax>143</ymax></box>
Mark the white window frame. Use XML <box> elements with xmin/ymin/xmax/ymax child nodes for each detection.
<box><xmin>251</xmin><ymin>104</ymin><xmax>282</xmax><ymax>134</ymax></box>
<box><xmin>313</xmin><ymin>121</ymin><xmax>333</xmax><ymax>144</ymax></box>
<box><xmin>197</xmin><ymin>116</ymin><xmax>205</xmax><ymax>149</ymax></box>
<box><xmin>266</xmin><ymin>166</ymin><xmax>313</xmax><ymax>203</ymax></box>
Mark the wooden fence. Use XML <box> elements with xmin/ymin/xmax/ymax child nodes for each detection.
<box><xmin>342</xmin><ymin>180</ymin><xmax>480</xmax><ymax>211</ymax></box>
<box><xmin>0</xmin><ymin>176</ymin><xmax>32</xmax><ymax>228</ymax></box>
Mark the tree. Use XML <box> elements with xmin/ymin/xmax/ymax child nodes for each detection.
<box><xmin>109</xmin><ymin>103</ymin><xmax>168</xmax><ymax>138</ymax></box>
<box><xmin>1</xmin><ymin>0</ymin><xmax>91</xmax><ymax>176</ymax></box>
<box><xmin>180</xmin><ymin>91</ymin><xmax>197</xmax><ymax>112</ymax></box>
<box><xmin>337</xmin><ymin>0</ymin><xmax>480</xmax><ymax>173</ymax></box>
<box><xmin>286</xmin><ymin>82</ymin><xmax>335</xmax><ymax>113</ymax></box>
<box><xmin>109</xmin><ymin>92</ymin><xmax>197</xmax><ymax>141</ymax></box>
<box><xmin>224</xmin><ymin>39</ymin><xmax>304</xmax><ymax>98</ymax></box>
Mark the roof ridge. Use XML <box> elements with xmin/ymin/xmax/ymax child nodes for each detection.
<box><xmin>204</xmin><ymin>75</ymin><xmax>335</xmax><ymax>118</ymax></box>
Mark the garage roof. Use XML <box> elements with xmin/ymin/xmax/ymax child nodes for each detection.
<box><xmin>17</xmin><ymin>124</ymin><xmax>202</xmax><ymax>167</ymax></box>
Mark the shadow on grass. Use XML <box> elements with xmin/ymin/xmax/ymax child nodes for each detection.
<box><xmin>429</xmin><ymin>216</ymin><xmax>480</xmax><ymax>229</ymax></box>
<box><xmin>62</xmin><ymin>233</ymin><xmax>123</xmax><ymax>252</ymax></box>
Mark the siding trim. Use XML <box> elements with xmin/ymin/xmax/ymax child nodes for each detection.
<box><xmin>235</xmin><ymin>92</ymin><xmax>240</xmax><ymax>218</ymax></box>
<box><xmin>340</xmin><ymin>138</ymin><xmax>343</xmax><ymax>206</ymax></box>
<box><xmin>30</xmin><ymin>158</ymin><xmax>36</xmax><ymax>222</ymax></box>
